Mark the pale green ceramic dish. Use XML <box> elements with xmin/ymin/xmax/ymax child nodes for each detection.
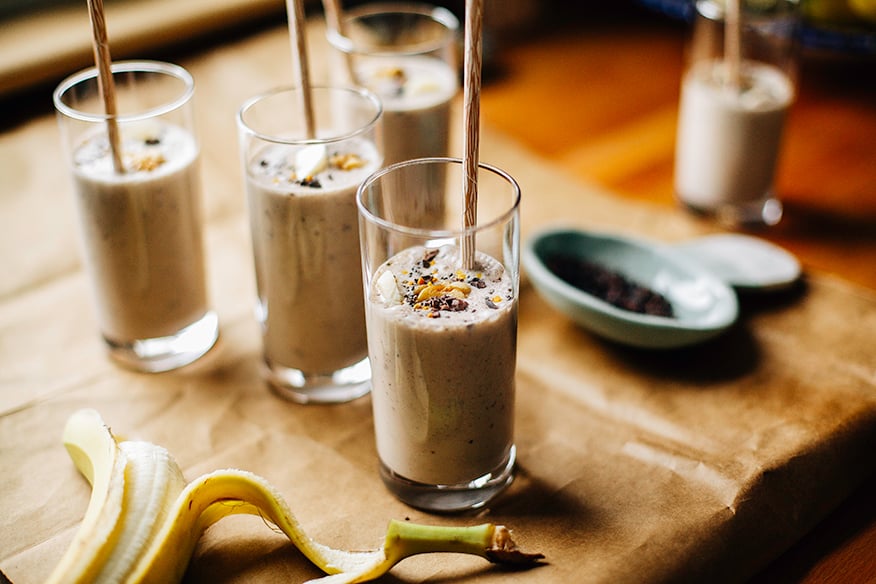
<box><xmin>523</xmin><ymin>228</ymin><xmax>741</xmax><ymax>349</ymax></box>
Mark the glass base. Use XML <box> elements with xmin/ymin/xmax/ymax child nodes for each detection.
<box><xmin>104</xmin><ymin>310</ymin><xmax>220</xmax><ymax>373</ymax></box>
<box><xmin>680</xmin><ymin>195</ymin><xmax>783</xmax><ymax>228</ymax></box>
<box><xmin>379</xmin><ymin>445</ymin><xmax>516</xmax><ymax>513</ymax></box>
<box><xmin>264</xmin><ymin>356</ymin><xmax>372</xmax><ymax>404</ymax></box>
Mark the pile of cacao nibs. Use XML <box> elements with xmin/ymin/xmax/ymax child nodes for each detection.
<box><xmin>545</xmin><ymin>254</ymin><xmax>674</xmax><ymax>318</ymax></box>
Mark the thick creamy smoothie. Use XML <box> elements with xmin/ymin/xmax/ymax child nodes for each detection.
<box><xmin>355</xmin><ymin>57</ymin><xmax>457</xmax><ymax>227</ymax></box>
<box><xmin>356</xmin><ymin>56</ymin><xmax>458</xmax><ymax>166</ymax></box>
<box><xmin>246</xmin><ymin>137</ymin><xmax>381</xmax><ymax>375</ymax></box>
<box><xmin>72</xmin><ymin>120</ymin><xmax>208</xmax><ymax>342</ymax></box>
<box><xmin>366</xmin><ymin>245</ymin><xmax>517</xmax><ymax>486</ymax></box>
<box><xmin>675</xmin><ymin>60</ymin><xmax>794</xmax><ymax>210</ymax></box>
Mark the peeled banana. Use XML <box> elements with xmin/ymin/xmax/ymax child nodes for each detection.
<box><xmin>47</xmin><ymin>409</ymin><xmax>543</xmax><ymax>583</ymax></box>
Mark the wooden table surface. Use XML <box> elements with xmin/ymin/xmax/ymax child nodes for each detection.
<box><xmin>477</xmin><ymin>4</ymin><xmax>876</xmax><ymax>582</ymax></box>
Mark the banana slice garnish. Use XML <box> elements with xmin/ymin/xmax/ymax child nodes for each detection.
<box><xmin>294</xmin><ymin>144</ymin><xmax>328</xmax><ymax>179</ymax></box>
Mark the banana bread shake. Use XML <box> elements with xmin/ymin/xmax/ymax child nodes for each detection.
<box><xmin>239</xmin><ymin>85</ymin><xmax>382</xmax><ymax>402</ymax></box>
<box><xmin>673</xmin><ymin>0</ymin><xmax>799</xmax><ymax>225</ymax></box>
<box><xmin>358</xmin><ymin>156</ymin><xmax>520</xmax><ymax>510</ymax></box>
<box><xmin>355</xmin><ymin>57</ymin><xmax>457</xmax><ymax>227</ymax></box>
<box><xmin>245</xmin><ymin>137</ymin><xmax>381</xmax><ymax>390</ymax></box>
<box><xmin>366</xmin><ymin>245</ymin><xmax>517</xmax><ymax>487</ymax></box>
<box><xmin>55</xmin><ymin>61</ymin><xmax>218</xmax><ymax>372</ymax></box>
<box><xmin>675</xmin><ymin>60</ymin><xmax>794</xmax><ymax>215</ymax></box>
<box><xmin>71</xmin><ymin>121</ymin><xmax>211</xmax><ymax>345</ymax></box>
<box><xmin>356</xmin><ymin>56</ymin><xmax>458</xmax><ymax>166</ymax></box>
<box><xmin>328</xmin><ymin>3</ymin><xmax>458</xmax><ymax>165</ymax></box>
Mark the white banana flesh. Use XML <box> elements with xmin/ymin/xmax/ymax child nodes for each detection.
<box><xmin>47</xmin><ymin>409</ymin><xmax>543</xmax><ymax>584</ymax></box>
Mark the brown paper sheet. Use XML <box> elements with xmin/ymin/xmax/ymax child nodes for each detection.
<box><xmin>2</xmin><ymin>19</ymin><xmax>876</xmax><ymax>584</ymax></box>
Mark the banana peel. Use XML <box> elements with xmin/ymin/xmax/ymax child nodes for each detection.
<box><xmin>47</xmin><ymin>409</ymin><xmax>544</xmax><ymax>584</ymax></box>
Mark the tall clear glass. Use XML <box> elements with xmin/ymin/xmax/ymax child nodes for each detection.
<box><xmin>358</xmin><ymin>157</ymin><xmax>520</xmax><ymax>512</ymax></box>
<box><xmin>327</xmin><ymin>2</ymin><xmax>459</xmax><ymax>167</ymax></box>
<box><xmin>53</xmin><ymin>61</ymin><xmax>219</xmax><ymax>373</ymax></box>
<box><xmin>238</xmin><ymin>86</ymin><xmax>383</xmax><ymax>404</ymax></box>
<box><xmin>674</xmin><ymin>0</ymin><xmax>800</xmax><ymax>226</ymax></box>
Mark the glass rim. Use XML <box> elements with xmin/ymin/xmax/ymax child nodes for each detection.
<box><xmin>327</xmin><ymin>2</ymin><xmax>459</xmax><ymax>58</ymax></box>
<box><xmin>237</xmin><ymin>85</ymin><xmax>383</xmax><ymax>147</ymax></box>
<box><xmin>52</xmin><ymin>60</ymin><xmax>194</xmax><ymax>123</ymax></box>
<box><xmin>357</xmin><ymin>157</ymin><xmax>521</xmax><ymax>239</ymax></box>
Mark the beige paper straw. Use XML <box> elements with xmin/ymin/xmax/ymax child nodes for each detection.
<box><xmin>322</xmin><ymin>0</ymin><xmax>355</xmax><ymax>85</ymax></box>
<box><xmin>461</xmin><ymin>0</ymin><xmax>484</xmax><ymax>270</ymax></box>
<box><xmin>87</xmin><ymin>0</ymin><xmax>124</xmax><ymax>174</ymax></box>
<box><xmin>287</xmin><ymin>0</ymin><xmax>316</xmax><ymax>138</ymax></box>
<box><xmin>725</xmin><ymin>0</ymin><xmax>742</xmax><ymax>92</ymax></box>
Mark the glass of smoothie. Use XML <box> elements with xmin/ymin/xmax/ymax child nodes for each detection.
<box><xmin>326</xmin><ymin>2</ymin><xmax>459</xmax><ymax>168</ymax></box>
<box><xmin>674</xmin><ymin>0</ymin><xmax>800</xmax><ymax>226</ymax></box>
<box><xmin>238</xmin><ymin>86</ymin><xmax>383</xmax><ymax>404</ymax></box>
<box><xmin>358</xmin><ymin>157</ymin><xmax>521</xmax><ymax>512</ymax></box>
<box><xmin>53</xmin><ymin>61</ymin><xmax>219</xmax><ymax>373</ymax></box>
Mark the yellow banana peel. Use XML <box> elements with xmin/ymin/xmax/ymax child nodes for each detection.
<box><xmin>47</xmin><ymin>409</ymin><xmax>544</xmax><ymax>584</ymax></box>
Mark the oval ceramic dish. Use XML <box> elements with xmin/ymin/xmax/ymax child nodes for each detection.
<box><xmin>523</xmin><ymin>228</ymin><xmax>740</xmax><ymax>349</ymax></box>
<box><xmin>673</xmin><ymin>233</ymin><xmax>801</xmax><ymax>292</ymax></box>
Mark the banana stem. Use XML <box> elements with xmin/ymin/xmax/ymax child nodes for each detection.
<box><xmin>384</xmin><ymin>521</ymin><xmax>494</xmax><ymax>561</ymax></box>
<box><xmin>383</xmin><ymin>520</ymin><xmax>544</xmax><ymax>566</ymax></box>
